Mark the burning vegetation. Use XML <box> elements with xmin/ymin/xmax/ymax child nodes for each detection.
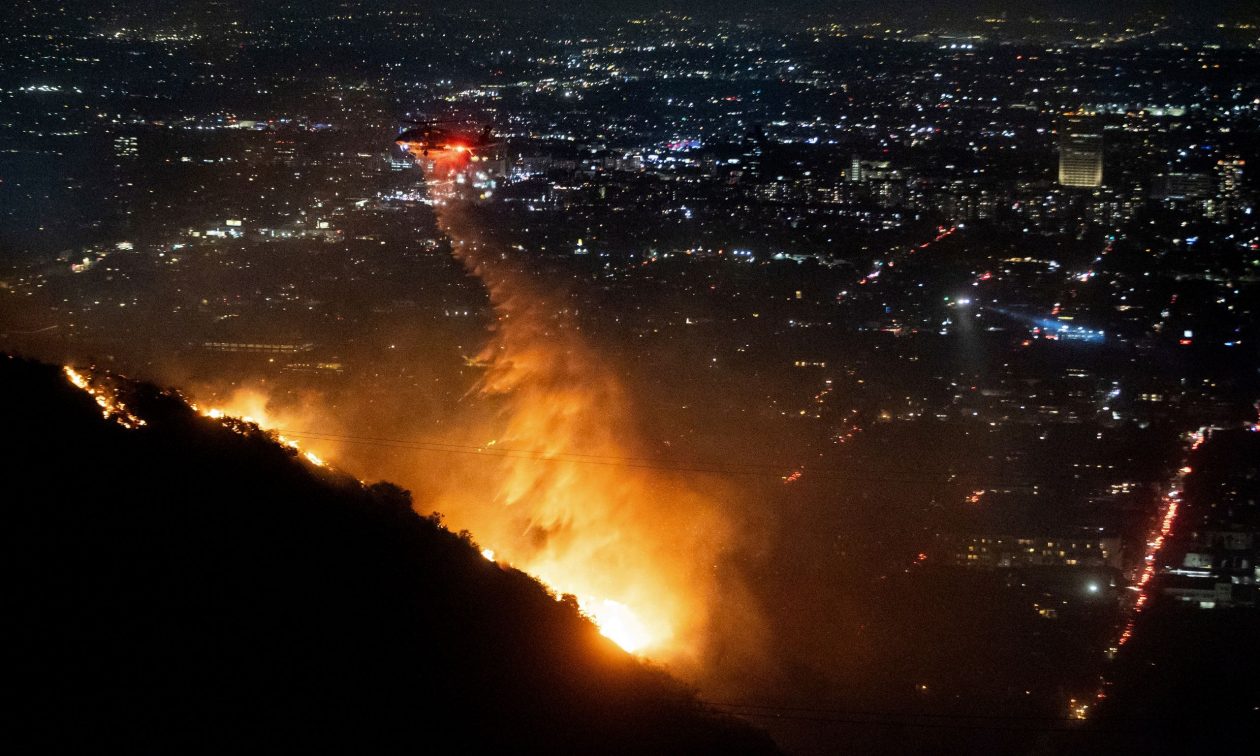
<box><xmin>422</xmin><ymin>173</ymin><xmax>748</xmax><ymax>661</ymax></box>
<box><xmin>159</xmin><ymin>161</ymin><xmax>751</xmax><ymax>662</ymax></box>
<box><xmin>9</xmin><ymin>354</ymin><xmax>779</xmax><ymax>753</ymax></box>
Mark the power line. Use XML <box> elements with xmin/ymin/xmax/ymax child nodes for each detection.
<box><xmin>705</xmin><ymin>701</ymin><xmax>1089</xmax><ymax>721</ymax></box>
<box><xmin>700</xmin><ymin>701</ymin><xmax>1132</xmax><ymax>735</ymax></box>
<box><xmin>707</xmin><ymin>709</ymin><xmax>1098</xmax><ymax>734</ymax></box>
<box><xmin>271</xmin><ymin>426</ymin><xmax>1060</xmax><ymax>488</ymax></box>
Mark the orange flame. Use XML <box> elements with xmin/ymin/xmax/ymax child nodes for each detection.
<box><xmin>426</xmin><ymin>196</ymin><xmax>735</xmax><ymax>659</ymax></box>
<box><xmin>168</xmin><ymin>169</ymin><xmax>756</xmax><ymax>664</ymax></box>
<box><xmin>189</xmin><ymin>387</ymin><xmax>339</xmax><ymax>470</ymax></box>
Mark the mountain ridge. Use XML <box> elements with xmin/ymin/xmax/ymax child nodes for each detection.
<box><xmin>5</xmin><ymin>354</ymin><xmax>777</xmax><ymax>754</ymax></box>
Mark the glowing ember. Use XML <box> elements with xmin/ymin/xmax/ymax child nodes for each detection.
<box><xmin>64</xmin><ymin>366</ymin><xmax>90</xmax><ymax>391</ymax></box>
<box><xmin>63</xmin><ymin>366</ymin><xmax>146</xmax><ymax>429</ymax></box>
<box><xmin>191</xmin><ymin>391</ymin><xmax>336</xmax><ymax>472</ymax></box>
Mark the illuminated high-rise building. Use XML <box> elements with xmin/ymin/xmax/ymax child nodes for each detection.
<box><xmin>1211</xmin><ymin>156</ymin><xmax>1245</xmax><ymax>222</ymax></box>
<box><xmin>1216</xmin><ymin>156</ymin><xmax>1244</xmax><ymax>200</ymax></box>
<box><xmin>113</xmin><ymin>134</ymin><xmax>138</xmax><ymax>159</ymax></box>
<box><xmin>1058</xmin><ymin>117</ymin><xmax>1103</xmax><ymax>189</ymax></box>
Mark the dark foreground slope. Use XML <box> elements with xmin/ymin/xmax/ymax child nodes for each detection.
<box><xmin>4</xmin><ymin>355</ymin><xmax>777</xmax><ymax>754</ymax></box>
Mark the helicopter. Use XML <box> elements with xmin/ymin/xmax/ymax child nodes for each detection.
<box><xmin>394</xmin><ymin>120</ymin><xmax>500</xmax><ymax>159</ymax></box>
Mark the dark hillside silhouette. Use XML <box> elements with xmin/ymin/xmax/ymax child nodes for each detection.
<box><xmin>5</xmin><ymin>355</ymin><xmax>777</xmax><ymax>754</ymax></box>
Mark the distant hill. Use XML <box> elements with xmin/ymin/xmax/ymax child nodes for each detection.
<box><xmin>5</xmin><ymin>355</ymin><xmax>777</xmax><ymax>754</ymax></box>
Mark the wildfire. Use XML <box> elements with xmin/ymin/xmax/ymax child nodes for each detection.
<box><xmin>188</xmin><ymin>378</ymin><xmax>677</xmax><ymax>654</ymax></box>
<box><xmin>189</xmin><ymin>389</ymin><xmax>335</xmax><ymax>470</ymax></box>
<box><xmin>582</xmin><ymin>597</ymin><xmax>653</xmax><ymax>654</ymax></box>
<box><xmin>63</xmin><ymin>366</ymin><xmax>146</xmax><ymax>429</ymax></box>
<box><xmin>418</xmin><ymin>178</ymin><xmax>734</xmax><ymax>661</ymax></box>
<box><xmin>62</xmin><ymin>365</ymin><xmax>345</xmax><ymax>473</ymax></box>
<box><xmin>154</xmin><ymin>149</ymin><xmax>745</xmax><ymax>661</ymax></box>
<box><xmin>67</xmin><ymin>333</ymin><xmax>709</xmax><ymax>659</ymax></box>
<box><xmin>194</xmin><ymin>395</ymin><xmax>668</xmax><ymax>652</ymax></box>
